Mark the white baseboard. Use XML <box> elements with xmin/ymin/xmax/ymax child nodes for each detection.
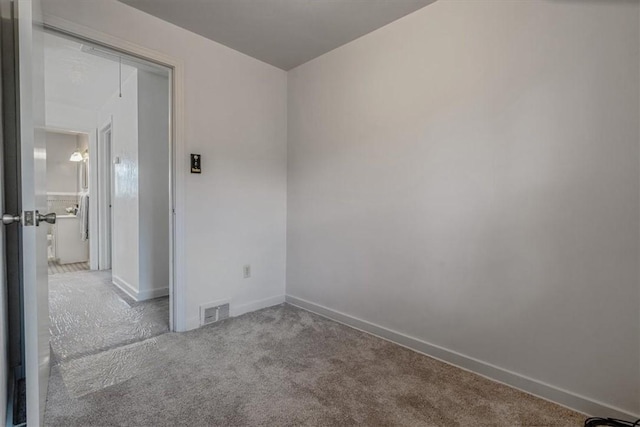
<box><xmin>137</xmin><ymin>287</ymin><xmax>169</xmax><ymax>301</ymax></box>
<box><xmin>286</xmin><ymin>294</ymin><xmax>639</xmax><ymax>421</ymax></box>
<box><xmin>112</xmin><ymin>275</ymin><xmax>168</xmax><ymax>302</ymax></box>
<box><xmin>231</xmin><ymin>294</ymin><xmax>285</xmax><ymax>317</ymax></box>
<box><xmin>112</xmin><ymin>275</ymin><xmax>138</xmax><ymax>301</ymax></box>
<box><xmin>184</xmin><ymin>294</ymin><xmax>286</xmax><ymax>331</ymax></box>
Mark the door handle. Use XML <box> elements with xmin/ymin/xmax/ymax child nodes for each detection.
<box><xmin>36</xmin><ymin>211</ymin><xmax>56</xmax><ymax>225</ymax></box>
<box><xmin>2</xmin><ymin>214</ymin><xmax>20</xmax><ymax>225</ymax></box>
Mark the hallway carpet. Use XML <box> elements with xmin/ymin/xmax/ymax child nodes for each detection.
<box><xmin>48</xmin><ymin>269</ymin><xmax>169</xmax><ymax>363</ymax></box>
<box><xmin>44</xmin><ymin>304</ymin><xmax>584</xmax><ymax>426</ymax></box>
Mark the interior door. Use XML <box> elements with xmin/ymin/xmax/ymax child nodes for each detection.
<box><xmin>18</xmin><ymin>0</ymin><xmax>49</xmax><ymax>424</ymax></box>
<box><xmin>1</xmin><ymin>0</ymin><xmax>49</xmax><ymax>425</ymax></box>
<box><xmin>0</xmin><ymin>13</ymin><xmax>10</xmax><ymax>424</ymax></box>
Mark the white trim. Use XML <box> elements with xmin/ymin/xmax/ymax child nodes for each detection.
<box><xmin>43</xmin><ymin>126</ymin><xmax>84</xmax><ymax>136</ymax></box>
<box><xmin>112</xmin><ymin>274</ymin><xmax>168</xmax><ymax>302</ymax></box>
<box><xmin>185</xmin><ymin>295</ymin><xmax>287</xmax><ymax>331</ymax></box>
<box><xmin>111</xmin><ymin>275</ymin><xmax>137</xmax><ymax>301</ymax></box>
<box><xmin>96</xmin><ymin>119</ymin><xmax>112</xmax><ymax>271</ymax></box>
<box><xmin>285</xmin><ymin>295</ymin><xmax>639</xmax><ymax>421</ymax></box>
<box><xmin>230</xmin><ymin>295</ymin><xmax>285</xmax><ymax>318</ymax></box>
<box><xmin>138</xmin><ymin>287</ymin><xmax>169</xmax><ymax>301</ymax></box>
<box><xmin>43</xmin><ymin>15</ymin><xmax>187</xmax><ymax>332</ymax></box>
<box><xmin>88</xmin><ymin>128</ymin><xmax>98</xmax><ymax>270</ymax></box>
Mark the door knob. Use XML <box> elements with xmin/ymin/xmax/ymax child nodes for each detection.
<box><xmin>2</xmin><ymin>214</ymin><xmax>20</xmax><ymax>225</ymax></box>
<box><xmin>36</xmin><ymin>212</ymin><xmax>56</xmax><ymax>225</ymax></box>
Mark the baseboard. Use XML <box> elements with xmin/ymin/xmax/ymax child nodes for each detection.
<box><xmin>231</xmin><ymin>294</ymin><xmax>285</xmax><ymax>317</ymax></box>
<box><xmin>184</xmin><ymin>294</ymin><xmax>286</xmax><ymax>331</ymax></box>
<box><xmin>286</xmin><ymin>295</ymin><xmax>639</xmax><ymax>421</ymax></box>
<box><xmin>137</xmin><ymin>287</ymin><xmax>169</xmax><ymax>301</ymax></box>
<box><xmin>112</xmin><ymin>275</ymin><xmax>168</xmax><ymax>302</ymax></box>
<box><xmin>111</xmin><ymin>275</ymin><xmax>139</xmax><ymax>301</ymax></box>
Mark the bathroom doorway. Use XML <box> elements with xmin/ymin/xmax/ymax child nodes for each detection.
<box><xmin>44</xmin><ymin>129</ymin><xmax>91</xmax><ymax>275</ymax></box>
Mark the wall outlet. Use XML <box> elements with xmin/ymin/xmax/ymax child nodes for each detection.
<box><xmin>243</xmin><ymin>264</ymin><xmax>251</xmax><ymax>279</ymax></box>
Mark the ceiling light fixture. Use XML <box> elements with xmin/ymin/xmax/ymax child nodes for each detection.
<box><xmin>69</xmin><ymin>151</ymin><xmax>83</xmax><ymax>162</ymax></box>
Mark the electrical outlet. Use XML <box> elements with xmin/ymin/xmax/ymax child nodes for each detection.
<box><xmin>243</xmin><ymin>264</ymin><xmax>251</xmax><ymax>279</ymax></box>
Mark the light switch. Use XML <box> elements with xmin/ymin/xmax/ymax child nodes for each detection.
<box><xmin>191</xmin><ymin>154</ymin><xmax>201</xmax><ymax>174</ymax></box>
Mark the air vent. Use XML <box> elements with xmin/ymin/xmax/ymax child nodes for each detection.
<box><xmin>200</xmin><ymin>301</ymin><xmax>230</xmax><ymax>326</ymax></box>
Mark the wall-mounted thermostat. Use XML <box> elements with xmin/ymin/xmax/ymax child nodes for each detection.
<box><xmin>191</xmin><ymin>154</ymin><xmax>201</xmax><ymax>174</ymax></box>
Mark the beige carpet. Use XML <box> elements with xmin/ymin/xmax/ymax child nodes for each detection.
<box><xmin>44</xmin><ymin>304</ymin><xmax>585</xmax><ymax>426</ymax></box>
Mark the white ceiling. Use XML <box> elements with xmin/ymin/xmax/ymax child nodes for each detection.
<box><xmin>44</xmin><ymin>32</ymin><xmax>137</xmax><ymax>111</ymax></box>
<box><xmin>118</xmin><ymin>0</ymin><xmax>436</xmax><ymax>70</ymax></box>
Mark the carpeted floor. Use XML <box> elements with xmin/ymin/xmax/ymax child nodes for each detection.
<box><xmin>44</xmin><ymin>304</ymin><xmax>585</xmax><ymax>426</ymax></box>
<box><xmin>48</xmin><ymin>269</ymin><xmax>169</xmax><ymax>363</ymax></box>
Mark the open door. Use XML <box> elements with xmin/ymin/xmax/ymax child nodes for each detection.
<box><xmin>1</xmin><ymin>0</ymin><xmax>50</xmax><ymax>425</ymax></box>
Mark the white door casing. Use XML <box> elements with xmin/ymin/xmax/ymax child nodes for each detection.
<box><xmin>97</xmin><ymin>120</ymin><xmax>113</xmax><ymax>270</ymax></box>
<box><xmin>42</xmin><ymin>16</ymin><xmax>186</xmax><ymax>332</ymax></box>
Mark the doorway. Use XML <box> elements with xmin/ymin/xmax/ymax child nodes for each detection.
<box><xmin>44</xmin><ymin>129</ymin><xmax>90</xmax><ymax>275</ymax></box>
<box><xmin>1</xmin><ymin>6</ymin><xmax>185</xmax><ymax>421</ymax></box>
<box><xmin>42</xmin><ymin>28</ymin><xmax>174</xmax><ymax>395</ymax></box>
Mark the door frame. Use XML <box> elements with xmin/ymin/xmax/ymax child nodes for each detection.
<box><xmin>97</xmin><ymin>119</ymin><xmax>113</xmax><ymax>271</ymax></box>
<box><xmin>42</xmin><ymin>16</ymin><xmax>186</xmax><ymax>332</ymax></box>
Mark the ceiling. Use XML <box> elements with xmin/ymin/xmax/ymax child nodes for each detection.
<box><xmin>118</xmin><ymin>0</ymin><xmax>436</xmax><ymax>70</ymax></box>
<box><xmin>44</xmin><ymin>32</ymin><xmax>137</xmax><ymax>111</ymax></box>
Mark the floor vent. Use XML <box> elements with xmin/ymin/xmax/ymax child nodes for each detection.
<box><xmin>200</xmin><ymin>302</ymin><xmax>230</xmax><ymax>326</ymax></box>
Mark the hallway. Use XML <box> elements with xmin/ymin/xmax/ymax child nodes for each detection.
<box><xmin>48</xmin><ymin>269</ymin><xmax>169</xmax><ymax>364</ymax></box>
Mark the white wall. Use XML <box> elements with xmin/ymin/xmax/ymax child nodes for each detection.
<box><xmin>98</xmin><ymin>69</ymin><xmax>171</xmax><ymax>301</ymax></box>
<box><xmin>43</xmin><ymin>0</ymin><xmax>288</xmax><ymax>329</ymax></box>
<box><xmin>45</xmin><ymin>101</ymin><xmax>97</xmax><ymax>134</ymax></box>
<box><xmin>95</xmin><ymin>69</ymin><xmax>171</xmax><ymax>301</ymax></box>
<box><xmin>137</xmin><ymin>70</ymin><xmax>170</xmax><ymax>299</ymax></box>
<box><xmin>45</xmin><ymin>131</ymin><xmax>79</xmax><ymax>193</ymax></box>
<box><xmin>99</xmin><ymin>71</ymin><xmax>140</xmax><ymax>295</ymax></box>
<box><xmin>287</xmin><ymin>0</ymin><xmax>639</xmax><ymax>418</ymax></box>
